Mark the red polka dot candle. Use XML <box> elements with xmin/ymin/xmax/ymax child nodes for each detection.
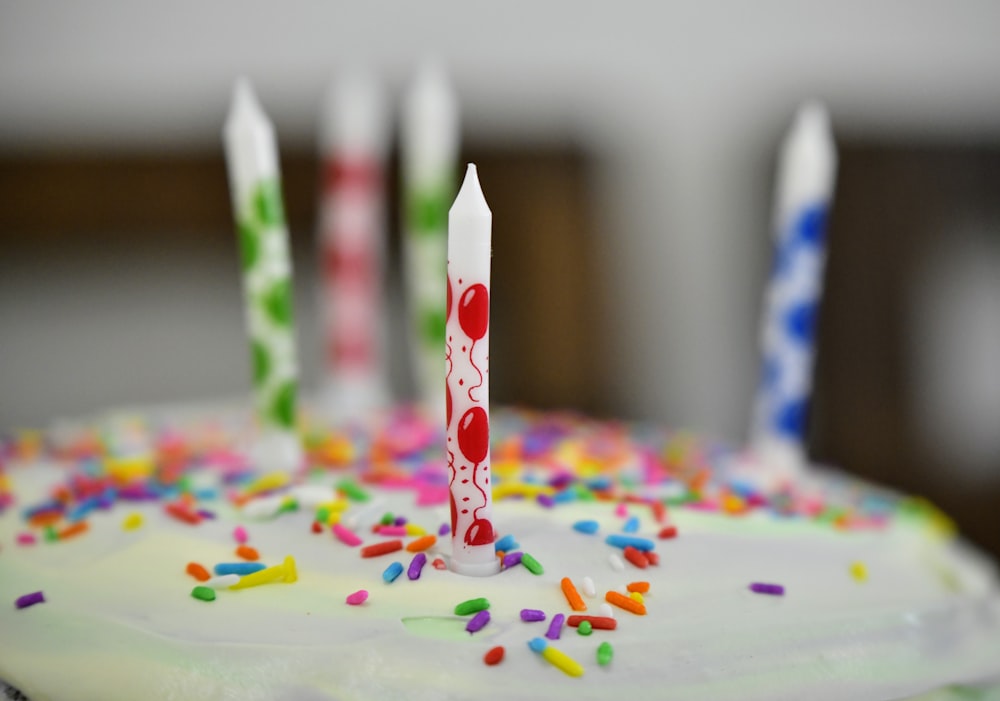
<box><xmin>446</xmin><ymin>164</ymin><xmax>499</xmax><ymax>576</ymax></box>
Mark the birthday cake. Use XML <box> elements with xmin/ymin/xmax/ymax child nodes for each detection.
<box><xmin>2</xmin><ymin>404</ymin><xmax>1000</xmax><ymax>701</ymax></box>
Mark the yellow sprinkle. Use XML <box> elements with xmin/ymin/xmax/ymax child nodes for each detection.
<box><xmin>317</xmin><ymin>499</ymin><xmax>350</xmax><ymax>513</ymax></box>
<box><xmin>628</xmin><ymin>591</ymin><xmax>644</xmax><ymax>604</ymax></box>
<box><xmin>245</xmin><ymin>471</ymin><xmax>291</xmax><ymax>496</ymax></box>
<box><xmin>493</xmin><ymin>482</ymin><xmax>556</xmax><ymax>500</ymax></box>
<box><xmin>491</xmin><ymin>460</ymin><xmax>520</xmax><ymax>478</ymax></box>
<box><xmin>229</xmin><ymin>555</ymin><xmax>298</xmax><ymax>590</ymax></box>
<box><xmin>404</xmin><ymin>523</ymin><xmax>427</xmax><ymax>536</ymax></box>
<box><xmin>721</xmin><ymin>493</ymin><xmax>746</xmax><ymax>514</ymax></box>
<box><xmin>105</xmin><ymin>456</ymin><xmax>154</xmax><ymax>482</ymax></box>
<box><xmin>121</xmin><ymin>513</ymin><xmax>144</xmax><ymax>531</ymax></box>
<box><xmin>850</xmin><ymin>561</ymin><xmax>868</xmax><ymax>582</ymax></box>
<box><xmin>326</xmin><ymin>511</ymin><xmax>342</xmax><ymax>526</ymax></box>
<box><xmin>541</xmin><ymin>645</ymin><xmax>585</xmax><ymax>677</ymax></box>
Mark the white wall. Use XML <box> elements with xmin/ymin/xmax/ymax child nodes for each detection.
<box><xmin>2</xmin><ymin>1</ymin><xmax>999</xmax><ymax>438</ymax></box>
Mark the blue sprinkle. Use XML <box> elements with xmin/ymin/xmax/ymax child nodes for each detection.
<box><xmin>552</xmin><ymin>490</ymin><xmax>577</xmax><ymax>504</ymax></box>
<box><xmin>528</xmin><ymin>637</ymin><xmax>548</xmax><ymax>653</ymax></box>
<box><xmin>214</xmin><ymin>562</ymin><xmax>267</xmax><ymax>576</ymax></box>
<box><xmin>382</xmin><ymin>561</ymin><xmax>404</xmax><ymax>583</ymax></box>
<box><xmin>605</xmin><ymin>534</ymin><xmax>655</xmax><ymax>551</ymax></box>
<box><xmin>622</xmin><ymin>516</ymin><xmax>640</xmax><ymax>533</ymax></box>
<box><xmin>495</xmin><ymin>534</ymin><xmax>519</xmax><ymax>551</ymax></box>
<box><xmin>586</xmin><ymin>477</ymin><xmax>612</xmax><ymax>491</ymax></box>
<box><xmin>573</xmin><ymin>520</ymin><xmax>600</xmax><ymax>535</ymax></box>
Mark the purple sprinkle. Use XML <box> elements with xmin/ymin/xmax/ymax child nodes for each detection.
<box><xmin>502</xmin><ymin>551</ymin><xmax>523</xmax><ymax>569</ymax></box>
<box><xmin>196</xmin><ymin>509</ymin><xmax>217</xmax><ymax>520</ymax></box>
<box><xmin>466</xmin><ymin>609</ymin><xmax>490</xmax><ymax>633</ymax></box>
<box><xmin>749</xmin><ymin>582</ymin><xmax>785</xmax><ymax>596</ymax></box>
<box><xmin>536</xmin><ymin>493</ymin><xmax>555</xmax><ymax>508</ymax></box>
<box><xmin>394</xmin><ymin>516</ymin><xmax>408</xmax><ymax>526</ymax></box>
<box><xmin>545</xmin><ymin>613</ymin><xmax>565</xmax><ymax>640</ymax></box>
<box><xmin>438</xmin><ymin>522</ymin><xmax>450</xmax><ymax>537</ymax></box>
<box><xmin>15</xmin><ymin>591</ymin><xmax>45</xmax><ymax>609</ymax></box>
<box><xmin>520</xmin><ymin>608</ymin><xmax>546</xmax><ymax>622</ymax></box>
<box><xmin>407</xmin><ymin>552</ymin><xmax>428</xmax><ymax>580</ymax></box>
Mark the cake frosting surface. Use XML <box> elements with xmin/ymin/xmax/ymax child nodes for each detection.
<box><xmin>2</xmin><ymin>405</ymin><xmax>1000</xmax><ymax>701</ymax></box>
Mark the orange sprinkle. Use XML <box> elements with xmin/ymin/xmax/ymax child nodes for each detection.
<box><xmin>606</xmin><ymin>590</ymin><xmax>647</xmax><ymax>615</ymax></box>
<box><xmin>626</xmin><ymin>581</ymin><xmax>650</xmax><ymax>593</ymax></box>
<box><xmin>186</xmin><ymin>562</ymin><xmax>211</xmax><ymax>581</ymax></box>
<box><xmin>360</xmin><ymin>539</ymin><xmax>403</xmax><ymax>558</ymax></box>
<box><xmin>405</xmin><ymin>534</ymin><xmax>437</xmax><ymax>553</ymax></box>
<box><xmin>236</xmin><ymin>545</ymin><xmax>260</xmax><ymax>561</ymax></box>
<box><xmin>165</xmin><ymin>502</ymin><xmax>201</xmax><ymax>525</ymax></box>
<box><xmin>649</xmin><ymin>500</ymin><xmax>667</xmax><ymax>523</ymax></box>
<box><xmin>57</xmin><ymin>521</ymin><xmax>89</xmax><ymax>540</ymax></box>
<box><xmin>623</xmin><ymin>545</ymin><xmax>648</xmax><ymax>569</ymax></box>
<box><xmin>28</xmin><ymin>511</ymin><xmax>64</xmax><ymax>528</ymax></box>
<box><xmin>560</xmin><ymin>577</ymin><xmax>587</xmax><ymax>611</ymax></box>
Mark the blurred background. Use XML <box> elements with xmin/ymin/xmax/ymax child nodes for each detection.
<box><xmin>1</xmin><ymin>2</ymin><xmax>998</xmax><ymax>556</ymax></box>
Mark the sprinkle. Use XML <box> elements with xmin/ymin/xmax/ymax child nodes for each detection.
<box><xmin>521</xmin><ymin>552</ymin><xmax>544</xmax><ymax>575</ymax></box>
<box><xmin>850</xmin><ymin>561</ymin><xmax>868</xmax><ymax>582</ymax></box>
<box><xmin>561</xmin><ymin>577</ymin><xmax>587</xmax><ymax>611</ymax></box>
<box><xmin>629</xmin><ymin>591</ymin><xmax>645</xmax><ymax>604</ymax></box>
<box><xmin>233</xmin><ymin>525</ymin><xmax>248</xmax><ymax>543</ymax></box>
<box><xmin>622</xmin><ymin>515</ymin><xmax>640</xmax><ymax>533</ymax></box>
<box><xmin>406</xmin><ymin>534</ymin><xmax>436</xmax><ymax>552</ymax></box>
<box><xmin>407</xmin><ymin>552</ymin><xmax>428</xmax><ymax>580</ymax></box>
<box><xmin>536</xmin><ymin>493</ymin><xmax>555</xmax><ymax>508</ymax></box>
<box><xmin>15</xmin><ymin>591</ymin><xmax>45</xmax><ymax>609</ymax></box>
<box><xmin>650</xmin><ymin>500</ymin><xmax>667</xmax><ymax>523</ymax></box>
<box><xmin>244</xmin><ymin>471</ymin><xmax>290</xmax><ymax>496</ymax></box>
<box><xmin>608</xmin><ymin>553</ymin><xmax>625</xmax><ymax>572</ymax></box>
<box><xmin>483</xmin><ymin>646</ymin><xmax>505</xmax><ymax>666</ymax></box>
<box><xmin>545</xmin><ymin>613</ymin><xmax>565</xmax><ymax>640</ymax></box>
<box><xmin>191</xmin><ymin>586</ymin><xmax>216</xmax><ymax>602</ymax></box>
<box><xmin>658</xmin><ymin>525</ymin><xmax>678</xmax><ymax>539</ymax></box>
<box><xmin>578</xmin><ymin>620</ymin><xmax>594</xmax><ymax>636</ymax></box>
<box><xmin>310</xmin><ymin>521</ymin><xmax>323</xmax><ymax>533</ymax></box>
<box><xmin>214</xmin><ymin>561</ymin><xmax>266</xmax><ymax>576</ymax></box>
<box><xmin>336</xmin><ymin>478</ymin><xmax>370</xmax><ymax>502</ymax></box>
<box><xmin>236</xmin><ymin>545</ymin><xmax>259</xmax><ymax>561</ymax></box>
<box><xmin>644</xmin><ymin>550</ymin><xmax>660</xmax><ymax>567</ymax></box>
<box><xmin>360</xmin><ymin>540</ymin><xmax>403</xmax><ymax>558</ymax></box>
<box><xmin>376</xmin><ymin>525</ymin><xmax>408</xmax><ymax>536</ymax></box>
<box><xmin>57</xmin><ymin>521</ymin><xmax>89</xmax><ymax>540</ymax></box>
<box><xmin>229</xmin><ymin>555</ymin><xmax>298</xmax><ymax>588</ymax></box>
<box><xmin>566</xmin><ymin>615</ymin><xmax>617</xmax><ymax>630</ymax></box>
<box><xmin>437</xmin><ymin>523</ymin><xmax>450</xmax><ymax>536</ymax></box>
<box><xmin>165</xmin><ymin>502</ymin><xmax>201</xmax><ymax>525</ymax></box>
<box><xmin>502</xmin><ymin>551</ymin><xmax>523</xmax><ymax>569</ymax></box>
<box><xmin>404</xmin><ymin>523</ymin><xmax>426</xmax><ymax>536</ymax></box>
<box><xmin>528</xmin><ymin>637</ymin><xmax>584</xmax><ymax>677</ymax></box>
<box><xmin>186</xmin><ymin>562</ymin><xmax>211</xmax><ymax>581</ymax></box>
<box><xmin>382</xmin><ymin>562</ymin><xmax>404</xmax><ymax>583</ymax></box>
<box><xmin>581</xmin><ymin>576</ymin><xmax>596</xmax><ymax>598</ymax></box>
<box><xmin>494</xmin><ymin>533</ymin><xmax>518</xmax><ymax>551</ymax></box>
<box><xmin>121</xmin><ymin>512</ymin><xmax>143</xmax><ymax>530</ymax></box>
<box><xmin>466</xmin><ymin>609</ymin><xmax>490</xmax><ymax>633</ymax></box>
<box><xmin>345</xmin><ymin>589</ymin><xmax>369</xmax><ymax>606</ymax></box>
<box><xmin>596</xmin><ymin>641</ymin><xmax>614</xmax><ymax>666</ymax></box>
<box><xmin>599</xmin><ymin>603</ymin><xmax>614</xmax><ymax>618</ymax></box>
<box><xmin>614</xmin><ymin>503</ymin><xmax>628</xmax><ymax>517</ymax></box>
<box><xmin>241</xmin><ymin>495</ymin><xmax>285</xmax><ymax>519</ymax></box>
<box><xmin>749</xmin><ymin>582</ymin><xmax>785</xmax><ymax>596</ymax></box>
<box><xmin>333</xmin><ymin>523</ymin><xmax>363</xmax><ymax>547</ymax></box>
<box><xmin>606</xmin><ymin>590</ymin><xmax>647</xmax><ymax>615</ymax></box>
<box><xmin>431</xmin><ymin>557</ymin><xmax>447</xmax><ymax>570</ymax></box>
<box><xmin>605</xmin><ymin>534</ymin><xmax>655</xmax><ymax>551</ymax></box>
<box><xmin>380</xmin><ymin>512</ymin><xmax>395</xmax><ymax>525</ymax></box>
<box><xmin>15</xmin><ymin>532</ymin><xmax>36</xmax><ymax>546</ymax></box>
<box><xmin>572</xmin><ymin>520</ymin><xmax>599</xmax><ymax>534</ymax></box>
<box><xmin>627</xmin><ymin>581</ymin><xmax>650</xmax><ymax>593</ymax></box>
<box><xmin>454</xmin><ymin>597</ymin><xmax>490</xmax><ymax>616</ymax></box>
<box><xmin>520</xmin><ymin>608</ymin><xmax>546</xmax><ymax>622</ymax></box>
<box><xmin>623</xmin><ymin>546</ymin><xmax>648</xmax><ymax>569</ymax></box>
<box><xmin>204</xmin><ymin>574</ymin><xmax>240</xmax><ymax>589</ymax></box>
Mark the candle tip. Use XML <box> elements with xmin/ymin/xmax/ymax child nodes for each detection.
<box><xmin>450</xmin><ymin>163</ymin><xmax>491</xmax><ymax>220</ymax></box>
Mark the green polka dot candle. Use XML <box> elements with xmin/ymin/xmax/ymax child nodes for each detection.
<box><xmin>223</xmin><ymin>78</ymin><xmax>303</xmax><ymax>472</ymax></box>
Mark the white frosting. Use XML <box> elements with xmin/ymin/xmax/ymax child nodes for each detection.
<box><xmin>2</xmin><ymin>412</ymin><xmax>1000</xmax><ymax>701</ymax></box>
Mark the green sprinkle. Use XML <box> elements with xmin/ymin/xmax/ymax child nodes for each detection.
<box><xmin>521</xmin><ymin>552</ymin><xmax>544</xmax><ymax>575</ymax></box>
<box><xmin>597</xmin><ymin>641</ymin><xmax>613</xmax><ymax>666</ymax></box>
<box><xmin>315</xmin><ymin>506</ymin><xmax>330</xmax><ymax>523</ymax></box>
<box><xmin>454</xmin><ymin>597</ymin><xmax>490</xmax><ymax>616</ymax></box>
<box><xmin>191</xmin><ymin>586</ymin><xmax>216</xmax><ymax>602</ymax></box>
<box><xmin>43</xmin><ymin>525</ymin><xmax>58</xmax><ymax>543</ymax></box>
<box><xmin>578</xmin><ymin>620</ymin><xmax>593</xmax><ymax>636</ymax></box>
<box><xmin>277</xmin><ymin>497</ymin><xmax>299</xmax><ymax>515</ymax></box>
<box><xmin>380</xmin><ymin>512</ymin><xmax>395</xmax><ymax>526</ymax></box>
<box><xmin>336</xmin><ymin>478</ymin><xmax>370</xmax><ymax>503</ymax></box>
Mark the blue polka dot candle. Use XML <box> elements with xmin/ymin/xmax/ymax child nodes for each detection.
<box><xmin>750</xmin><ymin>102</ymin><xmax>837</xmax><ymax>473</ymax></box>
<box><xmin>223</xmin><ymin>79</ymin><xmax>303</xmax><ymax>472</ymax></box>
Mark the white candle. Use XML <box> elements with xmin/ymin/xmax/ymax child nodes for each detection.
<box><xmin>402</xmin><ymin>62</ymin><xmax>459</xmax><ymax>418</ymax></box>
<box><xmin>750</xmin><ymin>101</ymin><xmax>837</xmax><ymax>472</ymax></box>
<box><xmin>317</xmin><ymin>71</ymin><xmax>390</xmax><ymax>420</ymax></box>
<box><xmin>446</xmin><ymin>164</ymin><xmax>498</xmax><ymax>576</ymax></box>
<box><xmin>223</xmin><ymin>78</ymin><xmax>303</xmax><ymax>472</ymax></box>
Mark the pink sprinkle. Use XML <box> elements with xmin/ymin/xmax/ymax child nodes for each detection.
<box><xmin>16</xmin><ymin>532</ymin><xmax>36</xmax><ymax>546</ymax></box>
<box><xmin>614</xmin><ymin>503</ymin><xmax>628</xmax><ymax>517</ymax></box>
<box><xmin>345</xmin><ymin>589</ymin><xmax>369</xmax><ymax>606</ymax></box>
<box><xmin>416</xmin><ymin>485</ymin><xmax>449</xmax><ymax>506</ymax></box>
<box><xmin>233</xmin><ymin>525</ymin><xmax>248</xmax><ymax>544</ymax></box>
<box><xmin>376</xmin><ymin>525</ymin><xmax>408</xmax><ymax>537</ymax></box>
<box><xmin>333</xmin><ymin>523</ymin><xmax>363</xmax><ymax>547</ymax></box>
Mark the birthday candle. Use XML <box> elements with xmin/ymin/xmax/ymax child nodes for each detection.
<box><xmin>750</xmin><ymin>102</ymin><xmax>837</xmax><ymax>470</ymax></box>
<box><xmin>446</xmin><ymin>164</ymin><xmax>498</xmax><ymax>576</ymax></box>
<box><xmin>402</xmin><ymin>62</ymin><xmax>459</xmax><ymax>417</ymax></box>
<box><xmin>317</xmin><ymin>71</ymin><xmax>390</xmax><ymax>420</ymax></box>
<box><xmin>223</xmin><ymin>78</ymin><xmax>303</xmax><ymax>472</ymax></box>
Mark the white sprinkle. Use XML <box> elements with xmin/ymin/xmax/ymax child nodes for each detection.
<box><xmin>599</xmin><ymin>603</ymin><xmax>615</xmax><ymax>618</ymax></box>
<box><xmin>205</xmin><ymin>574</ymin><xmax>241</xmax><ymax>589</ymax></box>
<box><xmin>581</xmin><ymin>576</ymin><xmax>596</xmax><ymax>598</ymax></box>
<box><xmin>242</xmin><ymin>494</ymin><xmax>285</xmax><ymax>519</ymax></box>
<box><xmin>289</xmin><ymin>485</ymin><xmax>337</xmax><ymax>507</ymax></box>
<box><xmin>609</xmin><ymin>553</ymin><xmax>625</xmax><ymax>572</ymax></box>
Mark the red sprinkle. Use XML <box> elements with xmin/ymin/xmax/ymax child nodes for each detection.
<box><xmin>360</xmin><ymin>539</ymin><xmax>403</xmax><ymax>558</ymax></box>
<box><xmin>644</xmin><ymin>550</ymin><xmax>660</xmax><ymax>567</ymax></box>
<box><xmin>165</xmin><ymin>502</ymin><xmax>202</xmax><ymax>525</ymax></box>
<box><xmin>186</xmin><ymin>562</ymin><xmax>211</xmax><ymax>582</ymax></box>
<box><xmin>566</xmin><ymin>615</ymin><xmax>617</xmax><ymax>630</ymax></box>
<box><xmin>57</xmin><ymin>521</ymin><xmax>89</xmax><ymax>540</ymax></box>
<box><xmin>658</xmin><ymin>525</ymin><xmax>678</xmax><ymax>539</ymax></box>
<box><xmin>431</xmin><ymin>558</ymin><xmax>447</xmax><ymax>570</ymax></box>
<box><xmin>311</xmin><ymin>521</ymin><xmax>323</xmax><ymax>534</ymax></box>
<box><xmin>483</xmin><ymin>645</ymin><xmax>505</xmax><ymax>666</ymax></box>
<box><xmin>650</xmin><ymin>501</ymin><xmax>667</xmax><ymax>523</ymax></box>
<box><xmin>623</xmin><ymin>545</ymin><xmax>648</xmax><ymax>569</ymax></box>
